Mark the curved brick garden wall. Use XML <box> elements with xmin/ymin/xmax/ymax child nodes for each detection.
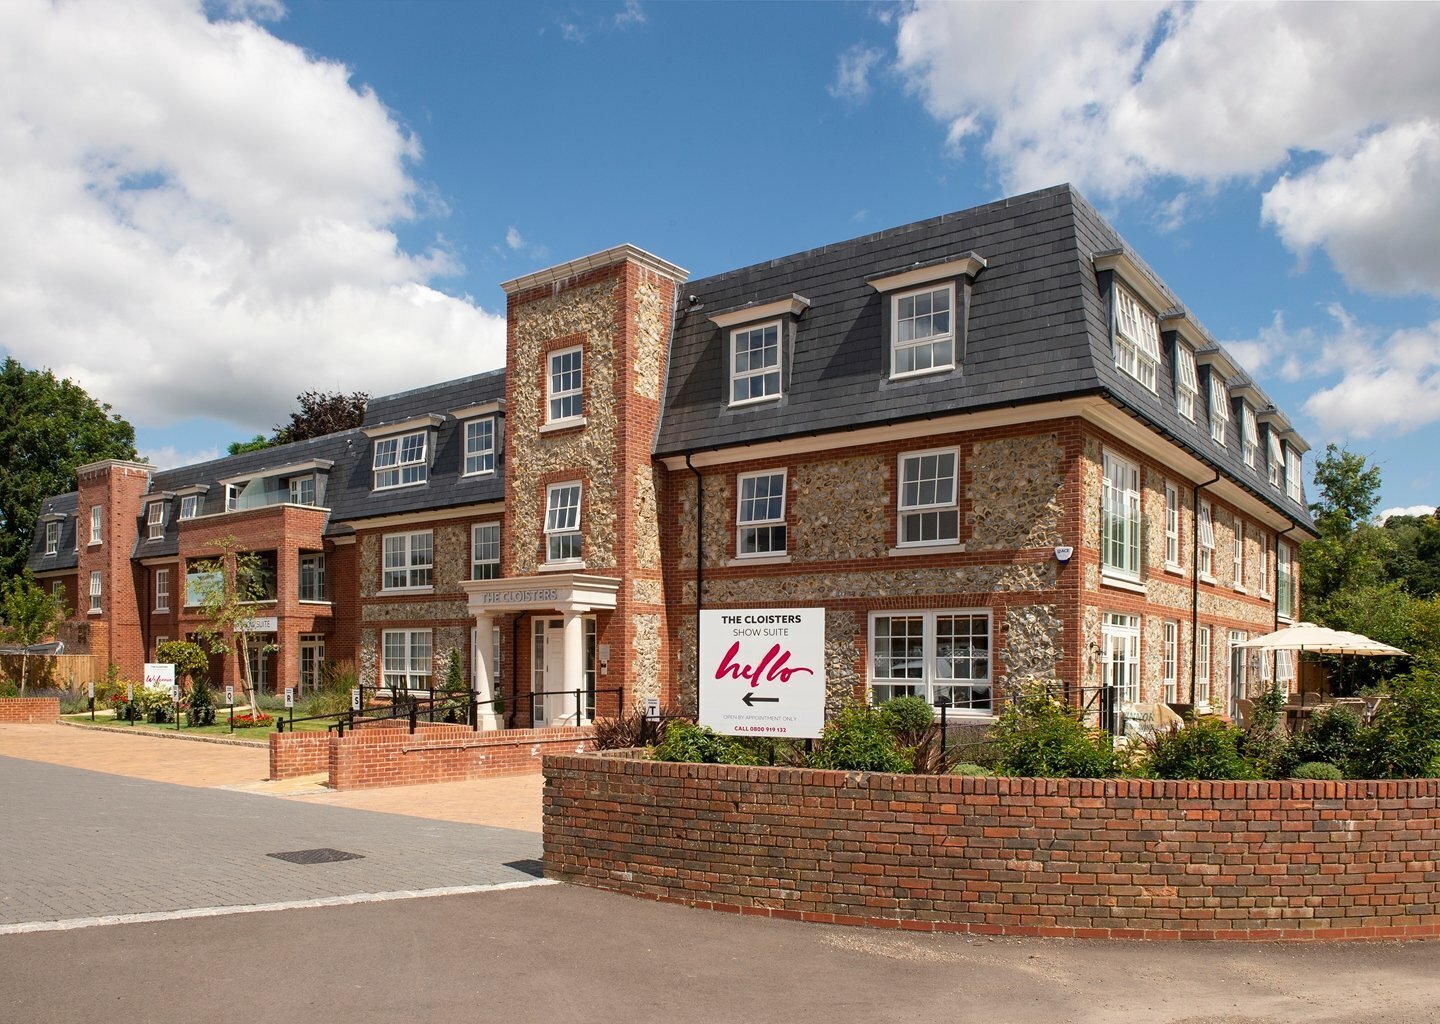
<box><xmin>0</xmin><ymin>697</ymin><xmax>61</xmax><ymax>723</ymax></box>
<box><xmin>543</xmin><ymin>753</ymin><xmax>1440</xmax><ymax>941</ymax></box>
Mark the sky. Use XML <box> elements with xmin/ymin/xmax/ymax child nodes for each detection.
<box><xmin>2</xmin><ymin>0</ymin><xmax>1438</xmax><ymax>520</ymax></box>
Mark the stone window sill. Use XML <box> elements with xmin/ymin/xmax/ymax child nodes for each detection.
<box><xmin>889</xmin><ymin>542</ymin><xmax>965</xmax><ymax>557</ymax></box>
<box><xmin>87</xmin><ymin>609</ymin><xmax>102</xmax><ymax>616</ymax></box>
<box><xmin>1100</xmin><ymin>573</ymin><xmax>1146</xmax><ymax>595</ymax></box>
<box><xmin>298</xmin><ymin>600</ymin><xmax>333</xmax><ymax>606</ymax></box>
<box><xmin>379</xmin><ymin>586</ymin><xmax>434</xmax><ymax>595</ymax></box>
<box><xmin>1163</xmin><ymin>562</ymin><xmax>1186</xmax><ymax>576</ymax></box>
<box><xmin>726</xmin><ymin>554</ymin><xmax>791</xmax><ymax>567</ymax></box>
<box><xmin>539</xmin><ymin>417</ymin><xmax>587</xmax><ymax>435</ymax></box>
<box><xmin>538</xmin><ymin>561</ymin><xmax>586</xmax><ymax>573</ymax></box>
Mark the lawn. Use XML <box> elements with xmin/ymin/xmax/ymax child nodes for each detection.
<box><xmin>64</xmin><ymin>707</ymin><xmax>334</xmax><ymax>738</ymax></box>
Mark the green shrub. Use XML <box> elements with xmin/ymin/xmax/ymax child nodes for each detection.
<box><xmin>1146</xmin><ymin>717</ymin><xmax>1258</xmax><ymax>780</ymax></box>
<box><xmin>651</xmin><ymin>722</ymin><xmax>758</xmax><ymax>765</ymax></box>
<box><xmin>187</xmin><ymin>675</ymin><xmax>216</xmax><ymax>726</ymax></box>
<box><xmin>950</xmin><ymin>762</ymin><xmax>994</xmax><ymax>777</ymax></box>
<box><xmin>1288</xmin><ymin>705</ymin><xmax>1363</xmax><ymax>770</ymax></box>
<box><xmin>879</xmin><ymin>695</ymin><xmax>935</xmax><ymax>734</ymax></box>
<box><xmin>1292</xmin><ymin>761</ymin><xmax>1343</xmax><ymax>781</ymax></box>
<box><xmin>987</xmin><ymin>689</ymin><xmax>1118</xmax><ymax>778</ymax></box>
<box><xmin>1347</xmin><ymin>669</ymin><xmax>1440</xmax><ymax>779</ymax></box>
<box><xmin>301</xmin><ymin>660</ymin><xmax>361</xmax><ymax>717</ymax></box>
<box><xmin>811</xmin><ymin>702</ymin><xmax>912</xmax><ymax>773</ymax></box>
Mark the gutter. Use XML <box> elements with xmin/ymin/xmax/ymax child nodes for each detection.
<box><xmin>685</xmin><ymin>452</ymin><xmax>703</xmax><ymax>720</ymax></box>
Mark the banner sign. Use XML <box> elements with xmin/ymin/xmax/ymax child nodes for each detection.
<box><xmin>143</xmin><ymin>663</ymin><xmax>176</xmax><ymax>690</ymax></box>
<box><xmin>698</xmin><ymin>609</ymin><xmax>826</xmax><ymax>738</ymax></box>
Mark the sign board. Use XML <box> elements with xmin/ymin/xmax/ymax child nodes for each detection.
<box><xmin>224</xmin><ymin>685</ymin><xmax>235</xmax><ymax>706</ymax></box>
<box><xmin>170</xmin><ymin>684</ymin><xmax>180</xmax><ymax>701</ymax></box>
<box><xmin>698</xmin><ymin>609</ymin><xmax>826</xmax><ymax>738</ymax></box>
<box><xmin>644</xmin><ymin>696</ymin><xmax>660</xmax><ymax>721</ymax></box>
<box><xmin>126</xmin><ymin>684</ymin><xmax>133</xmax><ymax>702</ymax></box>
<box><xmin>87</xmin><ymin>681</ymin><xmax>94</xmax><ymax>699</ymax></box>
<box><xmin>350</xmin><ymin>688</ymin><xmax>361</xmax><ymax>712</ymax></box>
<box><xmin>237</xmin><ymin>616</ymin><xmax>278</xmax><ymax>633</ymax></box>
<box><xmin>284</xmin><ymin>687</ymin><xmax>294</xmax><ymax>708</ymax></box>
<box><xmin>143</xmin><ymin>663</ymin><xmax>176</xmax><ymax>690</ymax></box>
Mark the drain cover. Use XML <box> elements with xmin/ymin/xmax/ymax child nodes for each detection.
<box><xmin>503</xmin><ymin>858</ymin><xmax>545</xmax><ymax>878</ymax></box>
<box><xmin>267</xmin><ymin>848</ymin><xmax>364</xmax><ymax>865</ymax></box>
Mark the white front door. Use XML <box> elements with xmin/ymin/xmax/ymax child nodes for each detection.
<box><xmin>543</xmin><ymin>630</ymin><xmax>566</xmax><ymax>725</ymax></box>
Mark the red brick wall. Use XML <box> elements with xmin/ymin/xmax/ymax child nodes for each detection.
<box><xmin>311</xmin><ymin>724</ymin><xmax>594</xmax><ymax>790</ymax></box>
<box><xmin>0</xmin><ymin>697</ymin><xmax>62</xmax><ymax>723</ymax></box>
<box><xmin>544</xmin><ymin>754</ymin><xmax>1440</xmax><ymax>942</ymax></box>
<box><xmin>269</xmin><ymin>730</ymin><xmax>331</xmax><ymax>779</ymax></box>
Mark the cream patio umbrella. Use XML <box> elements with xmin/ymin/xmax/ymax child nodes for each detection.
<box><xmin>1237</xmin><ymin>622</ymin><xmax>1408</xmax><ymax>703</ymax></box>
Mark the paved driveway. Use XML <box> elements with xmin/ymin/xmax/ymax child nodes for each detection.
<box><xmin>0</xmin><ymin>755</ymin><xmax>542</xmax><ymax>928</ymax></box>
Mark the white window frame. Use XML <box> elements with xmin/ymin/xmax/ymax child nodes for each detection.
<box><xmin>88</xmin><ymin>570</ymin><xmax>102</xmax><ymax>613</ymax></box>
<box><xmin>1277</xmin><ymin>540</ymin><xmax>1296</xmax><ymax>620</ymax></box>
<box><xmin>471</xmin><ymin>522</ymin><xmax>501</xmax><ymax>580</ymax></box>
<box><xmin>890</xmin><ymin>283</ymin><xmax>956</xmax><ymax>379</ymax></box>
<box><xmin>1228</xmin><ymin>629</ymin><xmax>1248</xmax><ymax>716</ymax></box>
<box><xmin>1113</xmin><ymin>283</ymin><xmax>1161</xmax><ymax>392</ymax></box>
<box><xmin>298</xmin><ymin>552</ymin><xmax>326</xmax><ymax>601</ymax></box>
<box><xmin>147</xmin><ymin>502</ymin><xmax>166</xmax><ymax>540</ymax></box>
<box><xmin>382</xmin><ymin>629</ymin><xmax>432</xmax><ymax>692</ymax></box>
<box><xmin>1285</xmin><ymin>446</ymin><xmax>1303</xmax><ymax>503</ymax></box>
<box><xmin>1196</xmin><ymin>626</ymin><xmax>1212</xmax><ymax>709</ymax></box>
<box><xmin>45</xmin><ymin>521</ymin><xmax>60</xmax><ymax>555</ymax></box>
<box><xmin>1233</xmin><ymin>517</ymin><xmax>1246</xmax><ymax>592</ymax></box>
<box><xmin>544</xmin><ymin>482</ymin><xmax>583</xmax><ymax>564</ymax></box>
<box><xmin>547</xmin><ymin>346</ymin><xmax>584</xmax><ymax>424</ymax></box>
<box><xmin>179</xmin><ymin>494</ymin><xmax>200</xmax><ymax>520</ymax></box>
<box><xmin>463</xmin><ymin>417</ymin><xmax>496</xmax><ymax>476</ymax></box>
<box><xmin>1198</xmin><ymin>499</ymin><xmax>1215</xmax><ymax>580</ymax></box>
<box><xmin>299</xmin><ymin>635</ymin><xmax>326</xmax><ymax>694</ymax></box>
<box><xmin>1241</xmin><ymin>404</ymin><xmax>1259</xmax><ymax>469</ymax></box>
<box><xmin>1163</xmin><ymin>480</ymin><xmax>1181</xmax><ymax>570</ymax></box>
<box><xmin>1174</xmin><ymin>343</ymin><xmax>1198</xmax><ymax>421</ymax></box>
<box><xmin>52</xmin><ymin>580</ymin><xmax>64</xmax><ymax>600</ymax></box>
<box><xmin>372</xmin><ymin>430</ymin><xmax>428</xmax><ymax>491</ymax></box>
<box><xmin>729</xmin><ymin>321</ymin><xmax>782</xmax><ymax>406</ymax></box>
<box><xmin>381</xmin><ymin>530</ymin><xmax>433</xmax><ymax>591</ymax></box>
<box><xmin>897</xmin><ymin>447</ymin><xmax>960</xmax><ymax>548</ymax></box>
<box><xmin>1276</xmin><ymin>648</ymin><xmax>1296</xmax><ymax>692</ymax></box>
<box><xmin>1267</xmin><ymin>431</ymin><xmax>1284</xmax><ymax>489</ymax></box>
<box><xmin>1102</xmin><ymin>612</ymin><xmax>1141</xmax><ymax>706</ymax></box>
<box><xmin>868</xmin><ymin>610</ymin><xmax>992</xmax><ymax>715</ymax></box>
<box><xmin>1101</xmin><ymin>451</ymin><xmax>1142</xmax><ymax>581</ymax></box>
<box><xmin>1209</xmin><ymin>374</ymin><xmax>1229</xmax><ymax>446</ymax></box>
<box><xmin>155</xmin><ymin>569</ymin><xmax>169</xmax><ymax>612</ymax></box>
<box><xmin>735</xmin><ymin>470</ymin><xmax>787</xmax><ymax>557</ymax></box>
<box><xmin>1257</xmin><ymin>532</ymin><xmax>1270</xmax><ymax>598</ymax></box>
<box><xmin>289</xmin><ymin>474</ymin><xmax>316</xmax><ymax>506</ymax></box>
<box><xmin>90</xmin><ymin>505</ymin><xmax>102</xmax><ymax>544</ymax></box>
<box><xmin>225</xmin><ymin>484</ymin><xmax>240</xmax><ymax>512</ymax></box>
<box><xmin>1163</xmin><ymin>620</ymin><xmax>1178</xmax><ymax>704</ymax></box>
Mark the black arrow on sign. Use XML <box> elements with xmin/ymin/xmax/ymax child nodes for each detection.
<box><xmin>742</xmin><ymin>692</ymin><xmax>779</xmax><ymax>707</ymax></box>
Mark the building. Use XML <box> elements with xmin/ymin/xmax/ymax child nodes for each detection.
<box><xmin>27</xmin><ymin>184</ymin><xmax>1315</xmax><ymax>725</ymax></box>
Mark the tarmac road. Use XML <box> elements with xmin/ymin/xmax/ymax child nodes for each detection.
<box><xmin>3</xmin><ymin>883</ymin><xmax>1438</xmax><ymax>1024</ymax></box>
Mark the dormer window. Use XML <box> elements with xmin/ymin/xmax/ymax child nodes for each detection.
<box><xmin>1174</xmin><ymin>343</ymin><xmax>1198</xmax><ymax>421</ymax></box>
<box><xmin>45</xmin><ymin>521</ymin><xmax>60</xmax><ymax>555</ymax></box>
<box><xmin>1113</xmin><ymin>283</ymin><xmax>1161</xmax><ymax>392</ymax></box>
<box><xmin>464</xmin><ymin>417</ymin><xmax>496</xmax><ymax>476</ymax></box>
<box><xmin>146</xmin><ymin>502</ymin><xmax>166</xmax><ymax>541</ymax></box>
<box><xmin>226</xmin><ymin>484</ymin><xmax>240</xmax><ymax>512</ymax></box>
<box><xmin>179</xmin><ymin>495</ymin><xmax>200</xmax><ymax>519</ymax></box>
<box><xmin>1241</xmin><ymin>404</ymin><xmax>1259</xmax><ymax>469</ymax></box>
<box><xmin>373</xmin><ymin>430</ymin><xmax>428</xmax><ymax>490</ymax></box>
<box><xmin>891</xmin><ymin>285</ymin><xmax>955</xmax><ymax>378</ymax></box>
<box><xmin>547</xmin><ymin>347</ymin><xmax>584</xmax><ymax>424</ymax></box>
<box><xmin>1286</xmin><ymin>446</ymin><xmax>1303</xmax><ymax>503</ymax></box>
<box><xmin>1267</xmin><ymin>430</ymin><xmax>1284</xmax><ymax>489</ymax></box>
<box><xmin>1209</xmin><ymin>374</ymin><xmax>1229</xmax><ymax>446</ymax></box>
<box><xmin>730</xmin><ymin>322</ymin><xmax>782</xmax><ymax>405</ymax></box>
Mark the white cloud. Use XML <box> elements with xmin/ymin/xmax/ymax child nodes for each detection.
<box><xmin>1379</xmin><ymin>505</ymin><xmax>1437</xmax><ymax>523</ymax></box>
<box><xmin>829</xmin><ymin>45</ymin><xmax>884</xmax><ymax>104</ymax></box>
<box><xmin>139</xmin><ymin>443</ymin><xmax>224</xmax><ymax>471</ymax></box>
<box><xmin>892</xmin><ymin>2</ymin><xmax>1440</xmax><ymax>295</ymax></box>
<box><xmin>506</xmin><ymin>226</ymin><xmax>525</xmax><ymax>250</ymax></box>
<box><xmin>615</xmin><ymin>1</ymin><xmax>646</xmax><ymax>29</ymax></box>
<box><xmin>1301</xmin><ymin>320</ymin><xmax>1440</xmax><ymax>439</ymax></box>
<box><xmin>0</xmin><ymin>0</ymin><xmax>505</xmax><ymax>433</ymax></box>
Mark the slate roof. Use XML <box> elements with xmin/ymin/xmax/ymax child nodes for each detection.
<box><xmin>655</xmin><ymin>183</ymin><xmax>1313</xmax><ymax>529</ymax></box>
<box><xmin>26</xmin><ymin>492</ymin><xmax>79</xmax><ymax>573</ymax></box>
<box><xmin>325</xmin><ymin>368</ymin><xmax>506</xmax><ymax>529</ymax></box>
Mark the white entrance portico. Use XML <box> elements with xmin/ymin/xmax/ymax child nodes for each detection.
<box><xmin>460</xmin><ymin>574</ymin><xmax>619</xmax><ymax>729</ymax></box>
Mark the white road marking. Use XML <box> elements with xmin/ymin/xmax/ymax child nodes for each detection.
<box><xmin>0</xmin><ymin>878</ymin><xmax>556</xmax><ymax>935</ymax></box>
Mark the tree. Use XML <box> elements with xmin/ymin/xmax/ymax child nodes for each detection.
<box><xmin>271</xmin><ymin>390</ymin><xmax>368</xmax><ymax>445</ymax></box>
<box><xmin>0</xmin><ymin>358</ymin><xmax>138</xmax><ymax>580</ymax></box>
<box><xmin>189</xmin><ymin>536</ymin><xmax>274</xmax><ymax>716</ymax></box>
<box><xmin>0</xmin><ymin>572</ymin><xmax>67</xmax><ymax>695</ymax></box>
<box><xmin>1381</xmin><ymin>511</ymin><xmax>1440</xmax><ymax>599</ymax></box>
<box><xmin>154</xmin><ymin>639</ymin><xmax>209</xmax><ymax>687</ymax></box>
<box><xmin>226</xmin><ymin>435</ymin><xmax>272</xmax><ymax>456</ymax></box>
<box><xmin>1302</xmin><ymin>444</ymin><xmax>1391</xmax><ymax>616</ymax></box>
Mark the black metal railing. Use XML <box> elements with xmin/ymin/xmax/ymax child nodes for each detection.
<box><xmin>275</xmin><ymin>684</ymin><xmax>628</xmax><ymax>736</ymax></box>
